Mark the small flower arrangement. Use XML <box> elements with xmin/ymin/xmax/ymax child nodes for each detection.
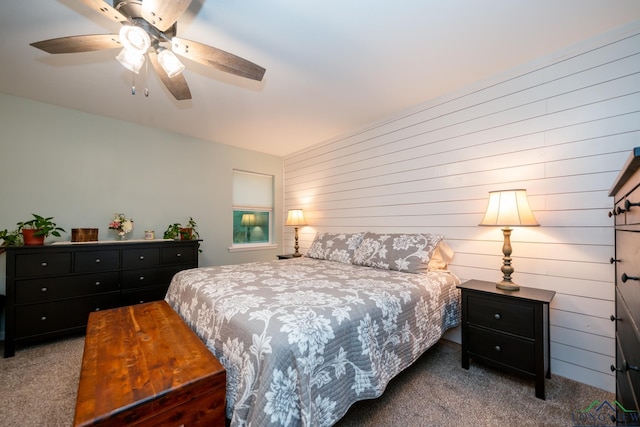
<box><xmin>108</xmin><ymin>213</ymin><xmax>134</xmax><ymax>237</ymax></box>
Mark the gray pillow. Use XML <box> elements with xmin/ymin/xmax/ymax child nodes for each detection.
<box><xmin>352</xmin><ymin>232</ymin><xmax>444</xmax><ymax>273</ymax></box>
<box><xmin>306</xmin><ymin>232</ymin><xmax>365</xmax><ymax>264</ymax></box>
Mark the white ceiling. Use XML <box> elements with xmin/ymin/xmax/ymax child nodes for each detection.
<box><xmin>1</xmin><ymin>1</ymin><xmax>639</xmax><ymax>157</ymax></box>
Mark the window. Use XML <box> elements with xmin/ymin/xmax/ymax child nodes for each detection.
<box><xmin>232</xmin><ymin>170</ymin><xmax>273</xmax><ymax>247</ymax></box>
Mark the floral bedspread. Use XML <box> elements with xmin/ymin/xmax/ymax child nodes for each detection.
<box><xmin>165</xmin><ymin>257</ymin><xmax>460</xmax><ymax>426</ymax></box>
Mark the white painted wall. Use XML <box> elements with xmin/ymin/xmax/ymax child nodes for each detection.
<box><xmin>283</xmin><ymin>21</ymin><xmax>640</xmax><ymax>392</ymax></box>
<box><xmin>0</xmin><ymin>94</ymin><xmax>284</xmax><ymax>338</ymax></box>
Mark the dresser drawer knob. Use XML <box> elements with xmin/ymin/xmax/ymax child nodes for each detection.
<box><xmin>41</xmin><ymin>287</ymin><xmax>48</xmax><ymax>292</ymax></box>
<box><xmin>176</xmin><ymin>253</ymin><xmax>182</xmax><ymax>257</ymax></box>
<box><xmin>40</xmin><ymin>316</ymin><xmax>47</xmax><ymax>321</ymax></box>
<box><xmin>41</xmin><ymin>262</ymin><xmax>48</xmax><ymax>267</ymax></box>
<box><xmin>627</xmin><ymin>361</ymin><xmax>640</xmax><ymax>372</ymax></box>
<box><xmin>621</xmin><ymin>273</ymin><xmax>640</xmax><ymax>283</ymax></box>
<box><xmin>139</xmin><ymin>276</ymin><xmax>145</xmax><ymax>281</ymax></box>
<box><xmin>95</xmin><ymin>258</ymin><xmax>101</xmax><ymax>263</ymax></box>
<box><xmin>494</xmin><ymin>313</ymin><xmax>501</xmax><ymax>320</ymax></box>
<box><xmin>95</xmin><ymin>281</ymin><xmax>101</xmax><ymax>286</ymax></box>
<box><xmin>610</xmin><ymin>258</ymin><xmax>619</xmax><ymax>264</ymax></box>
<box><xmin>624</xmin><ymin>199</ymin><xmax>640</xmax><ymax>210</ymax></box>
<box><xmin>616</xmin><ymin>206</ymin><xmax>627</xmax><ymax>215</ymax></box>
<box><xmin>610</xmin><ymin>315</ymin><xmax>617</xmax><ymax>322</ymax></box>
<box><xmin>139</xmin><ymin>255</ymin><xmax>145</xmax><ymax>260</ymax></box>
<box><xmin>494</xmin><ymin>345</ymin><xmax>501</xmax><ymax>352</ymax></box>
<box><xmin>94</xmin><ymin>307</ymin><xmax>100</xmax><ymax>311</ymax></box>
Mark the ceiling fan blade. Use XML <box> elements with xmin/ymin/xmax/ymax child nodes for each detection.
<box><xmin>148</xmin><ymin>51</ymin><xmax>192</xmax><ymax>100</ymax></box>
<box><xmin>172</xmin><ymin>37</ymin><xmax>266</xmax><ymax>81</ymax></box>
<box><xmin>30</xmin><ymin>34</ymin><xmax>121</xmax><ymax>54</ymax></box>
<box><xmin>79</xmin><ymin>0</ymin><xmax>129</xmax><ymax>24</ymax></box>
<box><xmin>142</xmin><ymin>0</ymin><xmax>192</xmax><ymax>32</ymax></box>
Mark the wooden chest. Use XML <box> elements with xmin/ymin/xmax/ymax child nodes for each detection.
<box><xmin>74</xmin><ymin>301</ymin><xmax>225</xmax><ymax>427</ymax></box>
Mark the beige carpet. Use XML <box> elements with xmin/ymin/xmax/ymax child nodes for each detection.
<box><xmin>0</xmin><ymin>337</ymin><xmax>614</xmax><ymax>426</ymax></box>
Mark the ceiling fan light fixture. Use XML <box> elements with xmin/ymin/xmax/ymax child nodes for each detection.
<box><xmin>116</xmin><ymin>48</ymin><xmax>145</xmax><ymax>74</ymax></box>
<box><xmin>157</xmin><ymin>49</ymin><xmax>185</xmax><ymax>78</ymax></box>
<box><xmin>119</xmin><ymin>25</ymin><xmax>151</xmax><ymax>54</ymax></box>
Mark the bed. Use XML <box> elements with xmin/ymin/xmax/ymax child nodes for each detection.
<box><xmin>165</xmin><ymin>232</ymin><xmax>461</xmax><ymax>426</ymax></box>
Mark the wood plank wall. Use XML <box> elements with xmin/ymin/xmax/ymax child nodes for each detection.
<box><xmin>283</xmin><ymin>22</ymin><xmax>640</xmax><ymax>393</ymax></box>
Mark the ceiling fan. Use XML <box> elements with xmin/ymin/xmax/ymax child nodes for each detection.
<box><xmin>30</xmin><ymin>0</ymin><xmax>266</xmax><ymax>100</ymax></box>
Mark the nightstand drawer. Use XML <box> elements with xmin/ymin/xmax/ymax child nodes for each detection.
<box><xmin>467</xmin><ymin>294</ymin><xmax>535</xmax><ymax>338</ymax></box>
<box><xmin>468</xmin><ymin>325</ymin><xmax>535</xmax><ymax>373</ymax></box>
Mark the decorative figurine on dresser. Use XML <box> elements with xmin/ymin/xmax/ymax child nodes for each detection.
<box><xmin>3</xmin><ymin>239</ymin><xmax>199</xmax><ymax>357</ymax></box>
<box><xmin>608</xmin><ymin>146</ymin><xmax>640</xmax><ymax>421</ymax></box>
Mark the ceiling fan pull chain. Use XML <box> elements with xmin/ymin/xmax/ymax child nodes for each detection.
<box><xmin>144</xmin><ymin>55</ymin><xmax>149</xmax><ymax>97</ymax></box>
<box><xmin>131</xmin><ymin>71</ymin><xmax>136</xmax><ymax>95</ymax></box>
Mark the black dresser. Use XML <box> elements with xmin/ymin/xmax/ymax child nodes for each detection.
<box><xmin>3</xmin><ymin>239</ymin><xmax>199</xmax><ymax>357</ymax></box>
<box><xmin>609</xmin><ymin>147</ymin><xmax>640</xmax><ymax>422</ymax></box>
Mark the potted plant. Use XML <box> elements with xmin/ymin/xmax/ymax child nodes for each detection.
<box><xmin>17</xmin><ymin>214</ymin><xmax>66</xmax><ymax>245</ymax></box>
<box><xmin>163</xmin><ymin>217</ymin><xmax>200</xmax><ymax>240</ymax></box>
<box><xmin>0</xmin><ymin>228</ymin><xmax>22</xmax><ymax>253</ymax></box>
<box><xmin>163</xmin><ymin>217</ymin><xmax>201</xmax><ymax>252</ymax></box>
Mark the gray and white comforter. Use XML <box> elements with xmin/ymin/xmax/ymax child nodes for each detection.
<box><xmin>165</xmin><ymin>257</ymin><xmax>460</xmax><ymax>427</ymax></box>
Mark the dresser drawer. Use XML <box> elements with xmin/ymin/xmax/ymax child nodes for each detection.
<box><xmin>616</xmin><ymin>294</ymin><xmax>640</xmax><ymax>402</ymax></box>
<box><xmin>615</xmin><ymin>337</ymin><xmax>639</xmax><ymax>416</ymax></box>
<box><xmin>615</xmin><ymin>230</ymin><xmax>640</xmax><ymax>311</ymax></box>
<box><xmin>468</xmin><ymin>325</ymin><xmax>535</xmax><ymax>374</ymax></box>
<box><xmin>15</xmin><ymin>294</ymin><xmax>120</xmax><ymax>339</ymax></box>
<box><xmin>15</xmin><ymin>272</ymin><xmax>120</xmax><ymax>304</ymax></box>
<box><xmin>121</xmin><ymin>285</ymin><xmax>170</xmax><ymax>306</ymax></box>
<box><xmin>123</xmin><ymin>248</ymin><xmax>160</xmax><ymax>269</ymax></box>
<box><xmin>623</xmin><ymin>184</ymin><xmax>640</xmax><ymax>226</ymax></box>
<box><xmin>15</xmin><ymin>252</ymin><xmax>72</xmax><ymax>277</ymax></box>
<box><xmin>161</xmin><ymin>245</ymin><xmax>195</xmax><ymax>265</ymax></box>
<box><xmin>121</xmin><ymin>266</ymin><xmax>180</xmax><ymax>290</ymax></box>
<box><xmin>74</xmin><ymin>250</ymin><xmax>120</xmax><ymax>273</ymax></box>
<box><xmin>467</xmin><ymin>294</ymin><xmax>535</xmax><ymax>338</ymax></box>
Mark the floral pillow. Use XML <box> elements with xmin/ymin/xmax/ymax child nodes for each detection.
<box><xmin>352</xmin><ymin>232</ymin><xmax>444</xmax><ymax>273</ymax></box>
<box><xmin>306</xmin><ymin>232</ymin><xmax>365</xmax><ymax>264</ymax></box>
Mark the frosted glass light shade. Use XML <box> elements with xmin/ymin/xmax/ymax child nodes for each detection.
<box><xmin>116</xmin><ymin>48</ymin><xmax>145</xmax><ymax>74</ymax></box>
<box><xmin>479</xmin><ymin>189</ymin><xmax>539</xmax><ymax>227</ymax></box>
<box><xmin>119</xmin><ymin>25</ymin><xmax>151</xmax><ymax>54</ymax></box>
<box><xmin>157</xmin><ymin>49</ymin><xmax>185</xmax><ymax>78</ymax></box>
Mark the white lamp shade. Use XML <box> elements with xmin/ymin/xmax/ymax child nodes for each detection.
<box><xmin>479</xmin><ymin>189</ymin><xmax>539</xmax><ymax>226</ymax></box>
<box><xmin>157</xmin><ymin>49</ymin><xmax>185</xmax><ymax>78</ymax></box>
<box><xmin>119</xmin><ymin>25</ymin><xmax>151</xmax><ymax>54</ymax></box>
<box><xmin>116</xmin><ymin>48</ymin><xmax>145</xmax><ymax>74</ymax></box>
<box><xmin>285</xmin><ymin>209</ymin><xmax>307</xmax><ymax>226</ymax></box>
<box><xmin>240</xmin><ymin>213</ymin><xmax>256</xmax><ymax>227</ymax></box>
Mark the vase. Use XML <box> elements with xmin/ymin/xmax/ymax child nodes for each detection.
<box><xmin>116</xmin><ymin>232</ymin><xmax>126</xmax><ymax>241</ymax></box>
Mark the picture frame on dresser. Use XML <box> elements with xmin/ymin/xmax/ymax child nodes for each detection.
<box><xmin>608</xmin><ymin>146</ymin><xmax>640</xmax><ymax>421</ymax></box>
<box><xmin>3</xmin><ymin>239</ymin><xmax>200</xmax><ymax>358</ymax></box>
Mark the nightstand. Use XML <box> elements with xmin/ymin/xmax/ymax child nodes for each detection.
<box><xmin>457</xmin><ymin>279</ymin><xmax>555</xmax><ymax>399</ymax></box>
<box><xmin>277</xmin><ymin>254</ymin><xmax>295</xmax><ymax>259</ymax></box>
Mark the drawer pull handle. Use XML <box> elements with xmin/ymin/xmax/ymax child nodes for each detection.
<box><xmin>139</xmin><ymin>276</ymin><xmax>145</xmax><ymax>281</ymax></box>
<box><xmin>616</xmin><ymin>206</ymin><xmax>627</xmax><ymax>215</ymax></box>
<box><xmin>610</xmin><ymin>315</ymin><xmax>617</xmax><ymax>322</ymax></box>
<box><xmin>611</xmin><ymin>364</ymin><xmax>622</xmax><ymax>372</ymax></box>
<box><xmin>95</xmin><ymin>258</ymin><xmax>101</xmax><ymax>263</ymax></box>
<box><xmin>139</xmin><ymin>300</ymin><xmax>145</xmax><ymax>304</ymax></box>
<box><xmin>95</xmin><ymin>308</ymin><xmax>100</xmax><ymax>311</ymax></box>
<box><xmin>176</xmin><ymin>253</ymin><xmax>182</xmax><ymax>257</ymax></box>
<box><xmin>41</xmin><ymin>262</ymin><xmax>48</xmax><ymax>267</ymax></box>
<box><xmin>624</xmin><ymin>199</ymin><xmax>640</xmax><ymax>210</ymax></box>
<box><xmin>494</xmin><ymin>313</ymin><xmax>501</xmax><ymax>320</ymax></box>
<box><xmin>40</xmin><ymin>316</ymin><xmax>47</xmax><ymax>321</ymax></box>
<box><xmin>41</xmin><ymin>287</ymin><xmax>47</xmax><ymax>292</ymax></box>
<box><xmin>608</xmin><ymin>210</ymin><xmax>615</xmax><ymax>217</ymax></box>
<box><xmin>494</xmin><ymin>345</ymin><xmax>501</xmax><ymax>352</ymax></box>
<box><xmin>139</xmin><ymin>255</ymin><xmax>145</xmax><ymax>260</ymax></box>
<box><xmin>621</xmin><ymin>273</ymin><xmax>640</xmax><ymax>283</ymax></box>
<box><xmin>95</xmin><ymin>281</ymin><xmax>101</xmax><ymax>286</ymax></box>
<box><xmin>610</xmin><ymin>257</ymin><xmax>619</xmax><ymax>264</ymax></box>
